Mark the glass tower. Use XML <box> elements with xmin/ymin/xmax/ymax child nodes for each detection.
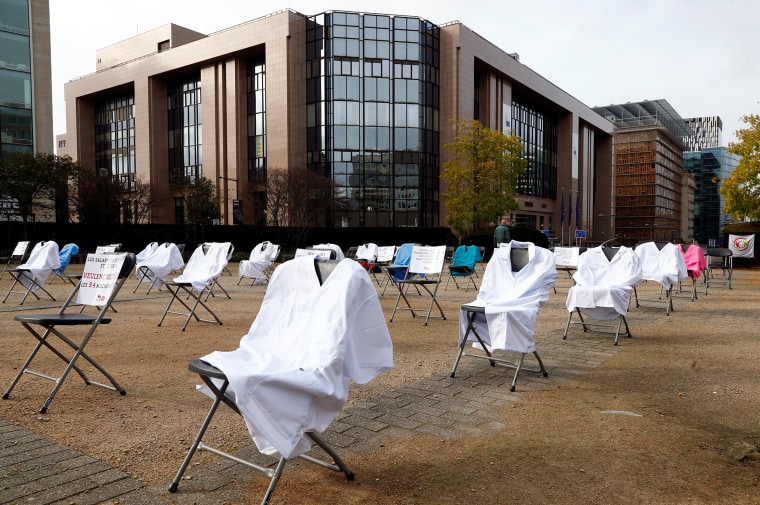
<box><xmin>306</xmin><ymin>11</ymin><xmax>440</xmax><ymax>227</ymax></box>
<box><xmin>683</xmin><ymin>147</ymin><xmax>739</xmax><ymax>245</ymax></box>
<box><xmin>0</xmin><ymin>0</ymin><xmax>34</xmax><ymax>161</ymax></box>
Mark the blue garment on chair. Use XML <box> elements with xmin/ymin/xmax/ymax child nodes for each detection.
<box><xmin>386</xmin><ymin>243</ymin><xmax>415</xmax><ymax>281</ymax></box>
<box><xmin>55</xmin><ymin>243</ymin><xmax>79</xmax><ymax>274</ymax></box>
<box><xmin>450</xmin><ymin>245</ymin><xmax>482</xmax><ymax>276</ymax></box>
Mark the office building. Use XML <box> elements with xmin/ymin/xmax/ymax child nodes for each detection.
<box><xmin>683</xmin><ymin>116</ymin><xmax>722</xmax><ymax>151</ymax></box>
<box><xmin>593</xmin><ymin>100</ymin><xmax>695</xmax><ymax>243</ymax></box>
<box><xmin>683</xmin><ymin>147</ymin><xmax>739</xmax><ymax>245</ymax></box>
<box><xmin>58</xmin><ymin>9</ymin><xmax>614</xmax><ymax>232</ymax></box>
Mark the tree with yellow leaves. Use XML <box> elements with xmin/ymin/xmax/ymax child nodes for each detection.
<box><xmin>441</xmin><ymin>119</ymin><xmax>526</xmax><ymax>233</ymax></box>
<box><xmin>722</xmin><ymin>114</ymin><xmax>760</xmax><ymax>220</ymax></box>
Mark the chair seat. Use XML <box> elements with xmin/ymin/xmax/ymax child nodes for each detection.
<box><xmin>460</xmin><ymin>303</ymin><xmax>485</xmax><ymax>313</ymax></box>
<box><xmin>14</xmin><ymin>313</ymin><xmax>110</xmax><ymax>325</ymax></box>
<box><xmin>188</xmin><ymin>358</ymin><xmax>226</xmax><ymax>380</ymax></box>
<box><xmin>449</xmin><ymin>265</ymin><xmax>474</xmax><ymax>275</ymax></box>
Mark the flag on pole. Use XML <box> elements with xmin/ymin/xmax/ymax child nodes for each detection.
<box><xmin>568</xmin><ymin>192</ymin><xmax>572</xmax><ymax>230</ymax></box>
<box><xmin>560</xmin><ymin>191</ymin><xmax>565</xmax><ymax>226</ymax></box>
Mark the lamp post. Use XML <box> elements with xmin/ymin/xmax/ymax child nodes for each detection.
<box><xmin>218</xmin><ymin>176</ymin><xmax>240</xmax><ymax>224</ymax></box>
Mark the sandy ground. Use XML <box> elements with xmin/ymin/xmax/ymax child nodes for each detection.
<box><xmin>1</xmin><ymin>260</ymin><xmax>759</xmax><ymax>504</ymax></box>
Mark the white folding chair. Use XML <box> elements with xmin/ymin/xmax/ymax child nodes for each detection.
<box><xmin>157</xmin><ymin>242</ymin><xmax>230</xmax><ymax>331</ymax></box>
<box><xmin>2</xmin><ymin>252</ymin><xmax>136</xmax><ymax>413</ymax></box>
<box><xmin>389</xmin><ymin>245</ymin><xmax>447</xmax><ymax>325</ymax></box>
<box><xmin>564</xmin><ymin>245</ymin><xmax>644</xmax><ymax>345</ymax></box>
<box><xmin>0</xmin><ymin>240</ymin><xmax>30</xmax><ymax>280</ymax></box>
<box><xmin>632</xmin><ymin>241</ymin><xmax>688</xmax><ymax>315</ymax></box>
<box><xmin>133</xmin><ymin>242</ymin><xmax>185</xmax><ymax>294</ymax></box>
<box><xmin>2</xmin><ymin>240</ymin><xmax>60</xmax><ymax>305</ymax></box>
<box><xmin>451</xmin><ymin>242</ymin><xmax>557</xmax><ymax>391</ymax></box>
<box><xmin>168</xmin><ymin>257</ymin><xmax>393</xmax><ymax>504</ymax></box>
<box><xmin>237</xmin><ymin>241</ymin><xmax>280</xmax><ymax>285</ymax></box>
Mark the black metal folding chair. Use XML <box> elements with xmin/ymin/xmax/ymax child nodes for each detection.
<box><xmin>157</xmin><ymin>242</ymin><xmax>230</xmax><ymax>331</ymax></box>
<box><xmin>563</xmin><ymin>246</ymin><xmax>643</xmax><ymax>345</ymax></box>
<box><xmin>389</xmin><ymin>245</ymin><xmax>447</xmax><ymax>325</ymax></box>
<box><xmin>2</xmin><ymin>252</ymin><xmax>136</xmax><ymax>413</ymax></box>
<box><xmin>451</xmin><ymin>244</ymin><xmax>556</xmax><ymax>391</ymax></box>
<box><xmin>169</xmin><ymin>257</ymin><xmax>393</xmax><ymax>505</ymax></box>
<box><xmin>0</xmin><ymin>240</ymin><xmax>30</xmax><ymax>280</ymax></box>
<box><xmin>2</xmin><ymin>240</ymin><xmax>60</xmax><ymax>305</ymax></box>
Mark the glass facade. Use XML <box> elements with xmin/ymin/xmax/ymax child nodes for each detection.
<box><xmin>167</xmin><ymin>75</ymin><xmax>202</xmax><ymax>185</ymax></box>
<box><xmin>0</xmin><ymin>0</ymin><xmax>33</xmax><ymax>161</ymax></box>
<box><xmin>511</xmin><ymin>97</ymin><xmax>558</xmax><ymax>199</ymax></box>
<box><xmin>94</xmin><ymin>94</ymin><xmax>136</xmax><ymax>187</ymax></box>
<box><xmin>684</xmin><ymin>147</ymin><xmax>739</xmax><ymax>245</ymax></box>
<box><xmin>246</xmin><ymin>56</ymin><xmax>266</xmax><ymax>225</ymax></box>
<box><xmin>306</xmin><ymin>11</ymin><xmax>440</xmax><ymax>227</ymax></box>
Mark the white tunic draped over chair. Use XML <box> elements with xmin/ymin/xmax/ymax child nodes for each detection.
<box><xmin>135</xmin><ymin>242</ymin><xmax>185</xmax><ymax>289</ymax></box>
<box><xmin>238</xmin><ymin>241</ymin><xmax>279</xmax><ymax>284</ymax></box>
<box><xmin>566</xmin><ymin>245</ymin><xmax>643</xmax><ymax>321</ymax></box>
<box><xmin>458</xmin><ymin>241</ymin><xmax>556</xmax><ymax>354</ymax></box>
<box><xmin>172</xmin><ymin>242</ymin><xmax>230</xmax><ymax>292</ymax></box>
<box><xmin>17</xmin><ymin>241</ymin><xmax>60</xmax><ymax>291</ymax></box>
<box><xmin>634</xmin><ymin>241</ymin><xmax>688</xmax><ymax>289</ymax></box>
<box><xmin>199</xmin><ymin>257</ymin><xmax>393</xmax><ymax>459</ymax></box>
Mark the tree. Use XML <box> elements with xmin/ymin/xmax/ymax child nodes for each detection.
<box><xmin>266</xmin><ymin>166</ymin><xmax>334</xmax><ymax>228</ymax></box>
<box><xmin>441</xmin><ymin>119</ymin><xmax>527</xmax><ymax>233</ymax></box>
<box><xmin>73</xmin><ymin>171</ymin><xmax>122</xmax><ymax>225</ymax></box>
<box><xmin>722</xmin><ymin>114</ymin><xmax>760</xmax><ymax>220</ymax></box>
<box><xmin>174</xmin><ymin>176</ymin><xmax>220</xmax><ymax>225</ymax></box>
<box><xmin>0</xmin><ymin>152</ymin><xmax>84</xmax><ymax>232</ymax></box>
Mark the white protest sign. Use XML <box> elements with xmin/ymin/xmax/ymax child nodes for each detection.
<box><xmin>12</xmin><ymin>241</ymin><xmax>29</xmax><ymax>256</ymax></box>
<box><xmin>408</xmin><ymin>245</ymin><xmax>446</xmax><ymax>274</ymax></box>
<box><xmin>295</xmin><ymin>248</ymin><xmax>333</xmax><ymax>259</ymax></box>
<box><xmin>96</xmin><ymin>245</ymin><xmax>117</xmax><ymax>253</ymax></box>
<box><xmin>554</xmin><ymin>247</ymin><xmax>580</xmax><ymax>267</ymax></box>
<box><xmin>76</xmin><ymin>253</ymin><xmax>126</xmax><ymax>306</ymax></box>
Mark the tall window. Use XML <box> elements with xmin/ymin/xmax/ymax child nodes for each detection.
<box><xmin>511</xmin><ymin>98</ymin><xmax>558</xmax><ymax>198</ymax></box>
<box><xmin>246</xmin><ymin>56</ymin><xmax>266</xmax><ymax>224</ymax></box>
<box><xmin>94</xmin><ymin>94</ymin><xmax>136</xmax><ymax>189</ymax></box>
<box><xmin>306</xmin><ymin>11</ymin><xmax>440</xmax><ymax>227</ymax></box>
<box><xmin>167</xmin><ymin>75</ymin><xmax>202</xmax><ymax>185</ymax></box>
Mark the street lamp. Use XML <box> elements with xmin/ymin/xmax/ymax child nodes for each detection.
<box><xmin>218</xmin><ymin>176</ymin><xmax>240</xmax><ymax>224</ymax></box>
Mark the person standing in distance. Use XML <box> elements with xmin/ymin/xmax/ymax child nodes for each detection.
<box><xmin>494</xmin><ymin>218</ymin><xmax>511</xmax><ymax>247</ymax></box>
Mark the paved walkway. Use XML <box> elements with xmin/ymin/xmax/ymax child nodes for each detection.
<box><xmin>0</xmin><ymin>264</ymin><xmax>740</xmax><ymax>504</ymax></box>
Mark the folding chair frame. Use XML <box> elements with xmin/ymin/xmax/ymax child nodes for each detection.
<box><xmin>706</xmin><ymin>249</ymin><xmax>732</xmax><ymax>291</ymax></box>
<box><xmin>389</xmin><ymin>248</ymin><xmax>446</xmax><ymax>326</ymax></box>
<box><xmin>444</xmin><ymin>265</ymin><xmax>477</xmax><ymax>292</ymax></box>
<box><xmin>2</xmin><ymin>253</ymin><xmax>136</xmax><ymax>413</ymax></box>
<box><xmin>0</xmin><ymin>241</ymin><xmax>30</xmax><ymax>280</ymax></box>
<box><xmin>133</xmin><ymin>265</ymin><xmax>164</xmax><ymax>294</ymax></box>
<box><xmin>169</xmin><ymin>359</ymin><xmax>354</xmax><ymax>504</ymax></box>
<box><xmin>632</xmin><ymin>282</ymin><xmax>674</xmax><ymax>315</ymax></box>
<box><xmin>2</xmin><ymin>268</ymin><xmax>58</xmax><ymax>305</ymax></box>
<box><xmin>562</xmin><ymin>308</ymin><xmax>632</xmax><ymax>346</ymax></box>
<box><xmin>451</xmin><ymin>305</ymin><xmax>548</xmax><ymax>391</ymax></box>
<box><xmin>157</xmin><ymin>281</ymin><xmax>223</xmax><ymax>331</ymax></box>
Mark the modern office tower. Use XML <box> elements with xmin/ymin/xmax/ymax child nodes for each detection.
<box><xmin>0</xmin><ymin>0</ymin><xmax>52</xmax><ymax>159</ymax></box>
<box><xmin>593</xmin><ymin>100</ymin><xmax>695</xmax><ymax>243</ymax></box>
<box><xmin>59</xmin><ymin>9</ymin><xmax>614</xmax><ymax>229</ymax></box>
<box><xmin>683</xmin><ymin>147</ymin><xmax>740</xmax><ymax>246</ymax></box>
<box><xmin>683</xmin><ymin>116</ymin><xmax>722</xmax><ymax>151</ymax></box>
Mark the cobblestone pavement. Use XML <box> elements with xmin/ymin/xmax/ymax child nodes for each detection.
<box><xmin>0</xmin><ymin>261</ymin><xmax>749</xmax><ymax>504</ymax></box>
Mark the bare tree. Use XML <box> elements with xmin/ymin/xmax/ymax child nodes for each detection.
<box><xmin>266</xmin><ymin>166</ymin><xmax>335</xmax><ymax>227</ymax></box>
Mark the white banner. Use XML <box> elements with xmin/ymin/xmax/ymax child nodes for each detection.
<box><xmin>729</xmin><ymin>234</ymin><xmax>755</xmax><ymax>258</ymax></box>
<box><xmin>76</xmin><ymin>253</ymin><xmax>126</xmax><ymax>306</ymax></box>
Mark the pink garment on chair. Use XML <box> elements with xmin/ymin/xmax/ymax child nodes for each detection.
<box><xmin>677</xmin><ymin>244</ymin><xmax>707</xmax><ymax>279</ymax></box>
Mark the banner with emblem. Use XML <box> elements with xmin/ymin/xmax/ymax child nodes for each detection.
<box><xmin>728</xmin><ymin>234</ymin><xmax>755</xmax><ymax>258</ymax></box>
